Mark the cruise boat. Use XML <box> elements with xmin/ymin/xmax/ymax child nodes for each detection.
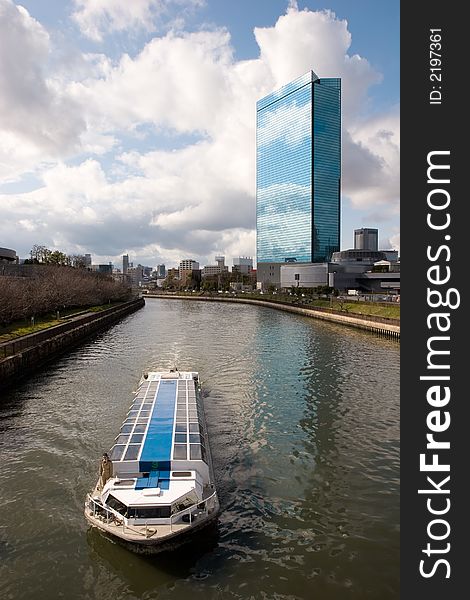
<box><xmin>84</xmin><ymin>370</ymin><xmax>219</xmax><ymax>552</ymax></box>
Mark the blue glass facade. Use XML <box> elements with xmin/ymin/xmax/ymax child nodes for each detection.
<box><xmin>256</xmin><ymin>71</ymin><xmax>341</xmax><ymax>263</ymax></box>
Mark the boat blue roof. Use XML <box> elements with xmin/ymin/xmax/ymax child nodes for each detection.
<box><xmin>109</xmin><ymin>373</ymin><xmax>207</xmax><ymax>471</ymax></box>
<box><xmin>139</xmin><ymin>379</ymin><xmax>176</xmax><ymax>467</ymax></box>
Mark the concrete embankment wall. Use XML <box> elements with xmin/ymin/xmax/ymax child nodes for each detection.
<box><xmin>0</xmin><ymin>298</ymin><xmax>145</xmax><ymax>389</ymax></box>
<box><xmin>147</xmin><ymin>294</ymin><xmax>400</xmax><ymax>340</ymax></box>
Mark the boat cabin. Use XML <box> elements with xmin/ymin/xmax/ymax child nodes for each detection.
<box><xmin>100</xmin><ymin>371</ymin><xmax>212</xmax><ymax>525</ymax></box>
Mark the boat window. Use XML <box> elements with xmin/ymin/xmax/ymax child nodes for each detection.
<box><xmin>173</xmin><ymin>445</ymin><xmax>187</xmax><ymax>460</ymax></box>
<box><xmin>120</xmin><ymin>425</ymin><xmax>133</xmax><ymax>434</ymax></box>
<box><xmin>123</xmin><ymin>444</ymin><xmax>140</xmax><ymax>461</ymax></box>
<box><xmin>189</xmin><ymin>444</ymin><xmax>202</xmax><ymax>460</ymax></box>
<box><xmin>133</xmin><ymin>424</ymin><xmax>146</xmax><ymax>433</ymax></box>
<box><xmin>175</xmin><ymin>424</ymin><xmax>187</xmax><ymax>433</ymax></box>
<box><xmin>172</xmin><ymin>471</ymin><xmax>192</xmax><ymax>478</ymax></box>
<box><xmin>189</xmin><ymin>434</ymin><xmax>201</xmax><ymax>444</ymax></box>
<box><xmin>110</xmin><ymin>444</ymin><xmax>126</xmax><ymax>460</ymax></box>
<box><xmin>106</xmin><ymin>494</ymin><xmax>128</xmax><ymax>517</ymax></box>
<box><xmin>115</xmin><ymin>434</ymin><xmax>130</xmax><ymax>444</ymax></box>
<box><xmin>172</xmin><ymin>495</ymin><xmax>196</xmax><ymax>513</ymax></box>
<box><xmin>125</xmin><ymin>418</ymin><xmax>136</xmax><ymax>424</ymax></box>
<box><xmin>189</xmin><ymin>423</ymin><xmax>201</xmax><ymax>433</ymax></box>
<box><xmin>139</xmin><ymin>411</ymin><xmax>150</xmax><ymax>418</ymax></box>
<box><xmin>128</xmin><ymin>505</ymin><xmax>171</xmax><ymax>519</ymax></box>
<box><xmin>174</xmin><ymin>433</ymin><xmax>187</xmax><ymax>443</ymax></box>
<box><xmin>130</xmin><ymin>434</ymin><xmax>144</xmax><ymax>444</ymax></box>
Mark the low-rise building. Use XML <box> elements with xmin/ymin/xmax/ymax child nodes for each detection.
<box><xmin>202</xmin><ymin>256</ymin><xmax>228</xmax><ymax>277</ymax></box>
<box><xmin>280</xmin><ymin>263</ymin><xmax>332</xmax><ymax>289</ymax></box>
<box><xmin>331</xmin><ymin>249</ymin><xmax>386</xmax><ymax>265</ymax></box>
<box><xmin>279</xmin><ymin>260</ymin><xmax>400</xmax><ymax>295</ymax></box>
<box><xmin>0</xmin><ymin>247</ymin><xmax>17</xmax><ymax>263</ymax></box>
<box><xmin>230</xmin><ymin>282</ymin><xmax>254</xmax><ymax>292</ymax></box>
<box><xmin>232</xmin><ymin>257</ymin><xmax>253</xmax><ymax>275</ymax></box>
<box><xmin>257</xmin><ymin>262</ymin><xmax>283</xmax><ymax>289</ymax></box>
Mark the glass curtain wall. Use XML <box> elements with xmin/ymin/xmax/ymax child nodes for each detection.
<box><xmin>256</xmin><ymin>72</ymin><xmax>341</xmax><ymax>264</ymax></box>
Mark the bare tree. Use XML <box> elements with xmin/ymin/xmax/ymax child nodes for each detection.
<box><xmin>0</xmin><ymin>265</ymin><xmax>131</xmax><ymax>326</ymax></box>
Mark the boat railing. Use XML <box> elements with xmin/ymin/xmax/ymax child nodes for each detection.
<box><xmin>86</xmin><ymin>490</ymin><xmax>218</xmax><ymax>536</ymax></box>
<box><xmin>169</xmin><ymin>489</ymin><xmax>218</xmax><ymax>532</ymax></box>
<box><xmin>85</xmin><ymin>494</ymin><xmax>155</xmax><ymax>538</ymax></box>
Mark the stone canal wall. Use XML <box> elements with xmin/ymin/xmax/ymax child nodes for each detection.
<box><xmin>146</xmin><ymin>294</ymin><xmax>400</xmax><ymax>340</ymax></box>
<box><xmin>0</xmin><ymin>298</ymin><xmax>145</xmax><ymax>388</ymax></box>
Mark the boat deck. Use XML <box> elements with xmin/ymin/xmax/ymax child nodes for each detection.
<box><xmin>85</xmin><ymin>504</ymin><xmax>218</xmax><ymax>545</ymax></box>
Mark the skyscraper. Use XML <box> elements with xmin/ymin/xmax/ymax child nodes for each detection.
<box><xmin>122</xmin><ymin>254</ymin><xmax>129</xmax><ymax>274</ymax></box>
<box><xmin>354</xmin><ymin>228</ymin><xmax>378</xmax><ymax>252</ymax></box>
<box><xmin>156</xmin><ymin>264</ymin><xmax>166</xmax><ymax>278</ymax></box>
<box><xmin>256</xmin><ymin>71</ymin><xmax>341</xmax><ymax>266</ymax></box>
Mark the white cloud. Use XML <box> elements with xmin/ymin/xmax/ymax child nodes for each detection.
<box><xmin>71</xmin><ymin>0</ymin><xmax>205</xmax><ymax>42</ymax></box>
<box><xmin>0</xmin><ymin>4</ymin><xmax>399</xmax><ymax>268</ymax></box>
<box><xmin>253</xmin><ymin>8</ymin><xmax>381</xmax><ymax>119</ymax></box>
<box><xmin>0</xmin><ymin>0</ymin><xmax>85</xmax><ymax>178</ymax></box>
<box><xmin>345</xmin><ymin>107</ymin><xmax>400</xmax><ymax>211</ymax></box>
<box><xmin>389</xmin><ymin>233</ymin><xmax>400</xmax><ymax>252</ymax></box>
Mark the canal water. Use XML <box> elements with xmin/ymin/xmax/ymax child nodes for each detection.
<box><xmin>0</xmin><ymin>299</ymin><xmax>399</xmax><ymax>600</ymax></box>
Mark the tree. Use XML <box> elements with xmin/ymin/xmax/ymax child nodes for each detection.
<box><xmin>30</xmin><ymin>244</ymin><xmax>52</xmax><ymax>264</ymax></box>
<box><xmin>48</xmin><ymin>250</ymin><xmax>69</xmax><ymax>265</ymax></box>
<box><xmin>0</xmin><ymin>265</ymin><xmax>131</xmax><ymax>326</ymax></box>
<box><xmin>69</xmin><ymin>255</ymin><xmax>87</xmax><ymax>268</ymax></box>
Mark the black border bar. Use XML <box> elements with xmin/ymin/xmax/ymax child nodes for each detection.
<box><xmin>401</xmin><ymin>1</ymin><xmax>467</xmax><ymax>596</ymax></box>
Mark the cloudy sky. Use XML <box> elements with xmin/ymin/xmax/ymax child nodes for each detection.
<box><xmin>0</xmin><ymin>0</ymin><xmax>399</xmax><ymax>269</ymax></box>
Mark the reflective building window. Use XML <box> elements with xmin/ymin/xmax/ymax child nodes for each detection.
<box><xmin>256</xmin><ymin>71</ymin><xmax>341</xmax><ymax>263</ymax></box>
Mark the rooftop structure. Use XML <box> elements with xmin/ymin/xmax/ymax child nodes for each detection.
<box><xmin>354</xmin><ymin>228</ymin><xmax>378</xmax><ymax>252</ymax></box>
<box><xmin>109</xmin><ymin>372</ymin><xmax>209</xmax><ymax>481</ymax></box>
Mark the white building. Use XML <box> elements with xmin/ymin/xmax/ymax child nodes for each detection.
<box><xmin>280</xmin><ymin>263</ymin><xmax>330</xmax><ymax>289</ymax></box>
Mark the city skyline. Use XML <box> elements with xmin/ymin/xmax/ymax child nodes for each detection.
<box><xmin>0</xmin><ymin>0</ymin><xmax>399</xmax><ymax>268</ymax></box>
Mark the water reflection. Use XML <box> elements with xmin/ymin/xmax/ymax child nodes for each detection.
<box><xmin>85</xmin><ymin>522</ymin><xmax>220</xmax><ymax>595</ymax></box>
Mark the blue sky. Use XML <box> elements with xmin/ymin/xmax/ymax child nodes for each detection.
<box><xmin>0</xmin><ymin>0</ymin><xmax>399</xmax><ymax>267</ymax></box>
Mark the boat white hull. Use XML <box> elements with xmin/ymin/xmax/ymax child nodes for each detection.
<box><xmin>84</xmin><ymin>498</ymin><xmax>220</xmax><ymax>554</ymax></box>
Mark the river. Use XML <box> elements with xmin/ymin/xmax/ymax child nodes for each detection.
<box><xmin>0</xmin><ymin>298</ymin><xmax>399</xmax><ymax>600</ymax></box>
